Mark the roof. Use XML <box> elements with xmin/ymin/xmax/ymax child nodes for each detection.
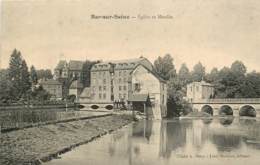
<box><xmin>68</xmin><ymin>60</ymin><xmax>84</xmax><ymax>71</ymax></box>
<box><xmin>91</xmin><ymin>57</ymin><xmax>152</xmax><ymax>71</ymax></box>
<box><xmin>188</xmin><ymin>81</ymin><xmax>214</xmax><ymax>87</ymax></box>
<box><xmin>128</xmin><ymin>94</ymin><xmax>150</xmax><ymax>102</ymax></box>
<box><xmin>70</xmin><ymin>80</ymin><xmax>84</xmax><ymax>89</ymax></box>
<box><xmin>130</xmin><ymin>64</ymin><xmax>167</xmax><ymax>83</ymax></box>
<box><xmin>55</xmin><ymin>60</ymin><xmax>67</xmax><ymax>70</ymax></box>
<box><xmin>80</xmin><ymin>87</ymin><xmax>91</xmax><ymax>98</ymax></box>
<box><xmin>39</xmin><ymin>79</ymin><xmax>62</xmax><ymax>85</ymax></box>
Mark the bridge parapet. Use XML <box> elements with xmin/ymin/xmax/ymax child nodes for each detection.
<box><xmin>191</xmin><ymin>98</ymin><xmax>260</xmax><ymax>104</ymax></box>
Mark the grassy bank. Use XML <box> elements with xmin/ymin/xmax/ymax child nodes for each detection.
<box><xmin>0</xmin><ymin>109</ymin><xmax>84</xmax><ymax>132</ymax></box>
<box><xmin>0</xmin><ymin>114</ymin><xmax>133</xmax><ymax>165</ymax></box>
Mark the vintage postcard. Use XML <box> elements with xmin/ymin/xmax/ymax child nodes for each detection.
<box><xmin>0</xmin><ymin>0</ymin><xmax>260</xmax><ymax>165</ymax></box>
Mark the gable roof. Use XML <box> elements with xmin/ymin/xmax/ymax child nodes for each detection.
<box><xmin>91</xmin><ymin>57</ymin><xmax>153</xmax><ymax>71</ymax></box>
<box><xmin>130</xmin><ymin>64</ymin><xmax>167</xmax><ymax>83</ymax></box>
<box><xmin>68</xmin><ymin>60</ymin><xmax>84</xmax><ymax>71</ymax></box>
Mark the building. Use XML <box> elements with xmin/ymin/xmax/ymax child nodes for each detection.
<box><xmin>129</xmin><ymin>64</ymin><xmax>167</xmax><ymax>119</ymax></box>
<box><xmin>79</xmin><ymin>87</ymin><xmax>92</xmax><ymax>103</ymax></box>
<box><xmin>38</xmin><ymin>79</ymin><xmax>63</xmax><ymax>99</ymax></box>
<box><xmin>89</xmin><ymin>57</ymin><xmax>154</xmax><ymax>103</ymax></box>
<box><xmin>87</xmin><ymin>57</ymin><xmax>167</xmax><ymax>119</ymax></box>
<box><xmin>69</xmin><ymin>80</ymin><xmax>84</xmax><ymax>100</ymax></box>
<box><xmin>54</xmin><ymin>60</ymin><xmax>84</xmax><ymax>81</ymax></box>
<box><xmin>186</xmin><ymin>80</ymin><xmax>214</xmax><ymax>102</ymax></box>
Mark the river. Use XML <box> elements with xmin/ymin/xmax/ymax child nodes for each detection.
<box><xmin>44</xmin><ymin>117</ymin><xmax>260</xmax><ymax>165</ymax></box>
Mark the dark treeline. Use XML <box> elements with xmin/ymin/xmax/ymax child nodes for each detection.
<box><xmin>1</xmin><ymin>49</ymin><xmax>260</xmax><ymax>116</ymax></box>
<box><xmin>153</xmin><ymin>54</ymin><xmax>260</xmax><ymax>117</ymax></box>
<box><xmin>0</xmin><ymin>49</ymin><xmax>99</xmax><ymax>104</ymax></box>
<box><xmin>0</xmin><ymin>49</ymin><xmax>52</xmax><ymax>104</ymax></box>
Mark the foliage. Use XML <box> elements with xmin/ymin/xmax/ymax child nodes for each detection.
<box><xmin>167</xmin><ymin>77</ymin><xmax>192</xmax><ymax>117</ymax></box>
<box><xmin>36</xmin><ymin>69</ymin><xmax>53</xmax><ymax>80</ymax></box>
<box><xmin>0</xmin><ymin>49</ymin><xmax>51</xmax><ymax>104</ymax></box>
<box><xmin>154</xmin><ymin>54</ymin><xmax>176</xmax><ymax>80</ymax></box>
<box><xmin>154</xmin><ymin>55</ymin><xmax>191</xmax><ymax>117</ymax></box>
<box><xmin>30</xmin><ymin>85</ymin><xmax>51</xmax><ymax>102</ymax></box>
<box><xmin>30</xmin><ymin>65</ymin><xmax>38</xmax><ymax>85</ymax></box>
<box><xmin>0</xmin><ymin>69</ymin><xmax>14</xmax><ymax>103</ymax></box>
<box><xmin>8</xmin><ymin>49</ymin><xmax>31</xmax><ymax>100</ymax></box>
<box><xmin>191</xmin><ymin>62</ymin><xmax>205</xmax><ymax>82</ymax></box>
<box><xmin>178</xmin><ymin>63</ymin><xmax>191</xmax><ymax>86</ymax></box>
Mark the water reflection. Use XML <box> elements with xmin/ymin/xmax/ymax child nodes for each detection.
<box><xmin>45</xmin><ymin>118</ymin><xmax>260</xmax><ymax>165</ymax></box>
<box><xmin>219</xmin><ymin>117</ymin><xmax>234</xmax><ymax>126</ymax></box>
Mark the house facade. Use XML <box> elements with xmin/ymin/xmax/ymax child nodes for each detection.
<box><xmin>89</xmin><ymin>57</ymin><xmax>154</xmax><ymax>103</ymax></box>
<box><xmin>129</xmin><ymin>64</ymin><xmax>167</xmax><ymax>119</ymax></box>
<box><xmin>69</xmin><ymin>80</ymin><xmax>84</xmax><ymax>100</ymax></box>
<box><xmin>54</xmin><ymin>60</ymin><xmax>84</xmax><ymax>81</ymax></box>
<box><xmin>85</xmin><ymin>57</ymin><xmax>167</xmax><ymax>118</ymax></box>
<box><xmin>186</xmin><ymin>81</ymin><xmax>214</xmax><ymax>102</ymax></box>
<box><xmin>38</xmin><ymin>79</ymin><xmax>63</xmax><ymax>99</ymax></box>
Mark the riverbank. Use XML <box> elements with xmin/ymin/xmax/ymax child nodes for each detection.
<box><xmin>0</xmin><ymin>114</ymin><xmax>134</xmax><ymax>165</ymax></box>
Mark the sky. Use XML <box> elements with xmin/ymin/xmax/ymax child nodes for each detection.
<box><xmin>0</xmin><ymin>0</ymin><xmax>260</xmax><ymax>73</ymax></box>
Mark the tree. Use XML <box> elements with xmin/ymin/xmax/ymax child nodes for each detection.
<box><xmin>0</xmin><ymin>69</ymin><xmax>13</xmax><ymax>103</ymax></box>
<box><xmin>205</xmin><ymin>67</ymin><xmax>219</xmax><ymax>83</ymax></box>
<box><xmin>30</xmin><ymin>65</ymin><xmax>38</xmax><ymax>85</ymax></box>
<box><xmin>191</xmin><ymin>62</ymin><xmax>205</xmax><ymax>82</ymax></box>
<box><xmin>8</xmin><ymin>49</ymin><xmax>23</xmax><ymax>100</ymax></box>
<box><xmin>20</xmin><ymin>60</ymin><xmax>31</xmax><ymax>96</ymax></box>
<box><xmin>154</xmin><ymin>54</ymin><xmax>176</xmax><ymax>80</ymax></box>
<box><xmin>178</xmin><ymin>63</ymin><xmax>191</xmax><ymax>86</ymax></box>
<box><xmin>166</xmin><ymin>77</ymin><xmax>191</xmax><ymax>117</ymax></box>
<box><xmin>36</xmin><ymin>69</ymin><xmax>53</xmax><ymax>80</ymax></box>
<box><xmin>230</xmin><ymin>61</ymin><xmax>247</xmax><ymax>76</ymax></box>
<box><xmin>30</xmin><ymin>85</ymin><xmax>51</xmax><ymax>102</ymax></box>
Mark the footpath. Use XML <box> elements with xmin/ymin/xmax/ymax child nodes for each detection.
<box><xmin>0</xmin><ymin>112</ymin><xmax>134</xmax><ymax>165</ymax></box>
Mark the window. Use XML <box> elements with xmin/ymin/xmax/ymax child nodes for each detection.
<box><xmin>134</xmin><ymin>83</ymin><xmax>141</xmax><ymax>91</ymax></box>
<box><xmin>119</xmin><ymin>93</ymin><xmax>122</xmax><ymax>99</ymax></box>
<box><xmin>119</xmin><ymin>86</ymin><xmax>122</xmax><ymax>91</ymax></box>
<box><xmin>99</xmin><ymin>86</ymin><xmax>102</xmax><ymax>91</ymax></box>
<box><xmin>119</xmin><ymin>71</ymin><xmax>122</xmax><ymax>76</ymax></box>
<box><xmin>103</xmin><ymin>79</ymin><xmax>106</xmax><ymax>84</ymax></box>
<box><xmin>99</xmin><ymin>93</ymin><xmax>102</xmax><ymax>99</ymax></box>
<box><xmin>103</xmin><ymin>86</ymin><xmax>106</xmax><ymax>90</ymax></box>
<box><xmin>124</xmin><ymin>77</ymin><xmax>127</xmax><ymax>82</ymax></box>
<box><xmin>123</xmin><ymin>86</ymin><xmax>127</xmax><ymax>91</ymax></box>
<box><xmin>162</xmin><ymin>94</ymin><xmax>164</xmax><ymax>104</ymax></box>
<box><xmin>123</xmin><ymin>94</ymin><xmax>126</xmax><ymax>99</ymax></box>
<box><xmin>103</xmin><ymin>93</ymin><xmax>106</xmax><ymax>99</ymax></box>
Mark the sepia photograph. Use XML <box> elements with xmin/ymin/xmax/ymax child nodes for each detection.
<box><xmin>0</xmin><ymin>0</ymin><xmax>260</xmax><ymax>164</ymax></box>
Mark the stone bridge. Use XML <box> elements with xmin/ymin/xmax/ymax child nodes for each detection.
<box><xmin>191</xmin><ymin>98</ymin><xmax>260</xmax><ymax>117</ymax></box>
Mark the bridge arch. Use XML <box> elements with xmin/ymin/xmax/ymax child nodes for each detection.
<box><xmin>219</xmin><ymin>105</ymin><xmax>233</xmax><ymax>116</ymax></box>
<box><xmin>239</xmin><ymin>105</ymin><xmax>256</xmax><ymax>117</ymax></box>
<box><xmin>201</xmin><ymin>105</ymin><xmax>213</xmax><ymax>115</ymax></box>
